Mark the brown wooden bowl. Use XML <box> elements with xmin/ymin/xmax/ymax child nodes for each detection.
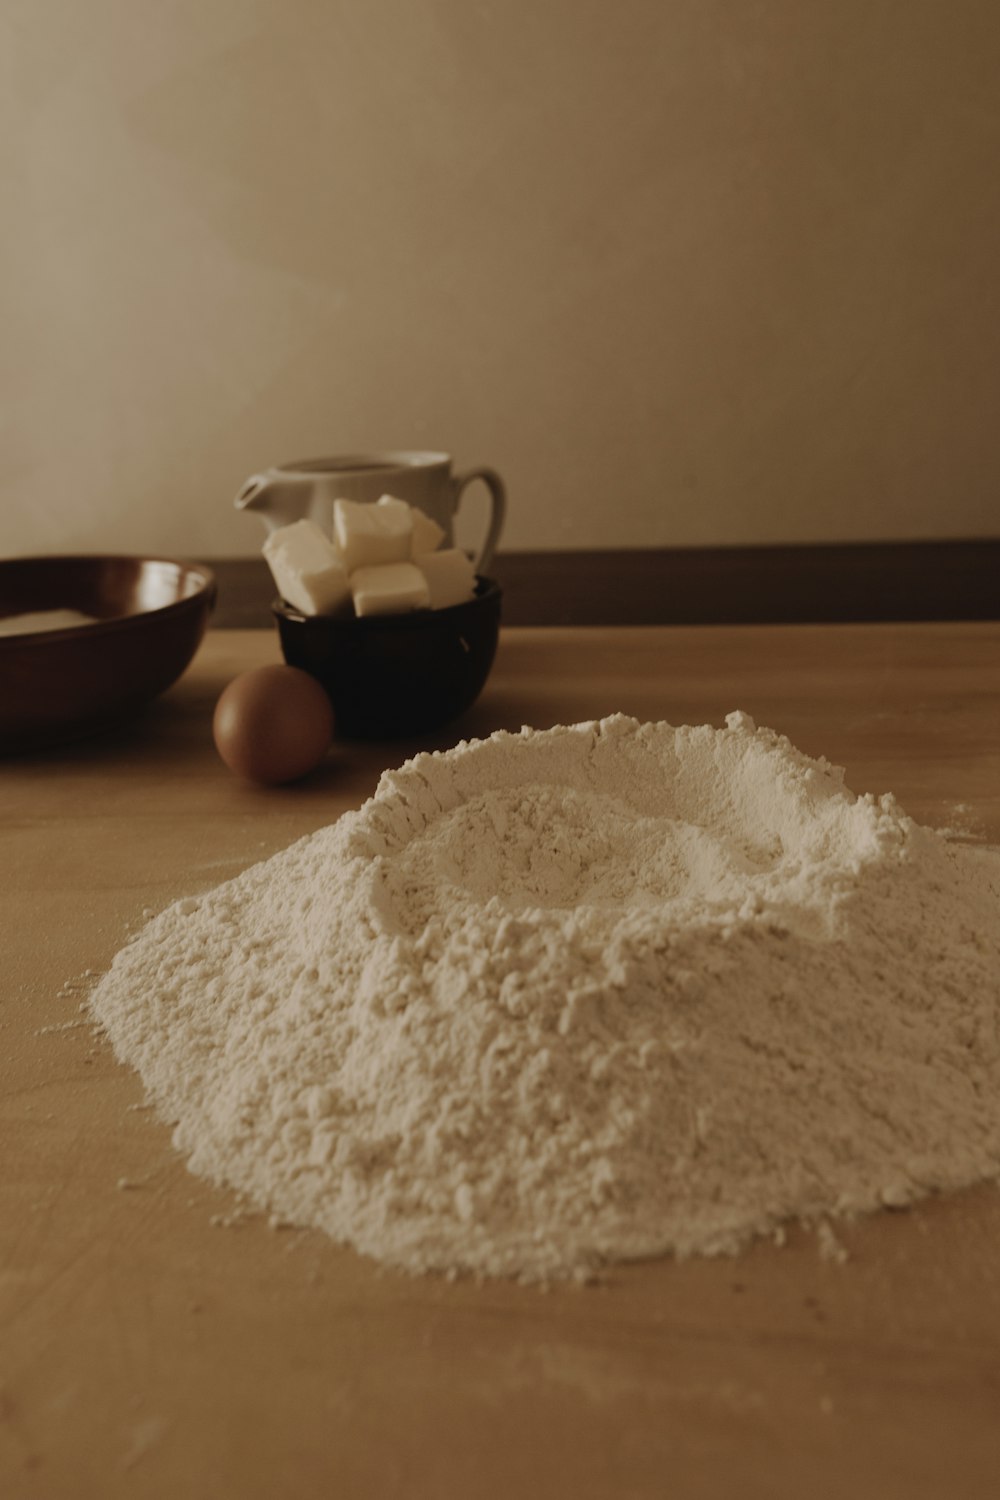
<box><xmin>0</xmin><ymin>555</ymin><xmax>216</xmax><ymax>752</ymax></box>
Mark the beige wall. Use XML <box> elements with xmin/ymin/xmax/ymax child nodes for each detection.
<box><xmin>5</xmin><ymin>0</ymin><xmax>1000</xmax><ymax>559</ymax></box>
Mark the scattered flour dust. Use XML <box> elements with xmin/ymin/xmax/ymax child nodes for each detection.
<box><xmin>89</xmin><ymin>713</ymin><xmax>1000</xmax><ymax>1282</ymax></box>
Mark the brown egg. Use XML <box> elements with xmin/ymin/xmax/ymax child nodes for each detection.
<box><xmin>213</xmin><ymin>665</ymin><xmax>334</xmax><ymax>784</ymax></box>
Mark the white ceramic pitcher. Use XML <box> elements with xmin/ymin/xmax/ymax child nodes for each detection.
<box><xmin>235</xmin><ymin>451</ymin><xmax>506</xmax><ymax>573</ymax></box>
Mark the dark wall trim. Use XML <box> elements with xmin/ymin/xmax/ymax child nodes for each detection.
<box><xmin>205</xmin><ymin>540</ymin><xmax>999</xmax><ymax>628</ymax></box>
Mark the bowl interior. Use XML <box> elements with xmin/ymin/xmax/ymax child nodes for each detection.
<box><xmin>0</xmin><ymin>555</ymin><xmax>213</xmax><ymax>631</ymax></box>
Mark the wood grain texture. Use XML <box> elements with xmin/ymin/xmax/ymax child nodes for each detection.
<box><xmin>3</xmin><ymin>623</ymin><xmax>1000</xmax><ymax>1500</ymax></box>
<box><xmin>206</xmin><ymin>539</ymin><xmax>1000</xmax><ymax>628</ymax></box>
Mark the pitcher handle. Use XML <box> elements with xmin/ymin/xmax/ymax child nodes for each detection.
<box><xmin>452</xmin><ymin>467</ymin><xmax>506</xmax><ymax>574</ymax></box>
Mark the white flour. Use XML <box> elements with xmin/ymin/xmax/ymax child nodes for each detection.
<box><xmin>90</xmin><ymin>713</ymin><xmax>1000</xmax><ymax>1281</ymax></box>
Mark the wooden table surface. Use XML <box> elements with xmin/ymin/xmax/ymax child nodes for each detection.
<box><xmin>3</xmin><ymin>623</ymin><xmax>1000</xmax><ymax>1500</ymax></box>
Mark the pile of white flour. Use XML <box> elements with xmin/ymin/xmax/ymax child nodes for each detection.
<box><xmin>90</xmin><ymin>713</ymin><xmax>1000</xmax><ymax>1281</ymax></box>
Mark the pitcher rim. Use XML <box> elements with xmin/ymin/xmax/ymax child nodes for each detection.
<box><xmin>277</xmin><ymin>451</ymin><xmax>452</xmax><ymax>476</ymax></box>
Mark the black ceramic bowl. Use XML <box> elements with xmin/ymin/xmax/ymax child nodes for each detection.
<box><xmin>274</xmin><ymin>577</ymin><xmax>502</xmax><ymax>739</ymax></box>
<box><xmin>0</xmin><ymin>555</ymin><xmax>216</xmax><ymax>753</ymax></box>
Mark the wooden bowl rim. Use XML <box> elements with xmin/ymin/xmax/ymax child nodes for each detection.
<box><xmin>0</xmin><ymin>555</ymin><xmax>216</xmax><ymax>645</ymax></box>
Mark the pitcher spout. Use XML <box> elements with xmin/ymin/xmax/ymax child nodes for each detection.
<box><xmin>233</xmin><ymin>472</ymin><xmax>307</xmax><ymax>533</ymax></box>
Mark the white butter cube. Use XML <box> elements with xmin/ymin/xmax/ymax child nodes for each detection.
<box><xmin>417</xmin><ymin>548</ymin><xmax>477</xmax><ymax>610</ymax></box>
<box><xmin>410</xmin><ymin>505</ymin><xmax>445</xmax><ymax>556</ymax></box>
<box><xmin>376</xmin><ymin>494</ymin><xmax>413</xmax><ymax>524</ymax></box>
<box><xmin>263</xmin><ymin>519</ymin><xmax>352</xmax><ymax>616</ymax></box>
<box><xmin>334</xmin><ymin>495</ymin><xmax>412</xmax><ymax>572</ymax></box>
<box><xmin>351</xmin><ymin>561</ymin><xmax>431</xmax><ymax>618</ymax></box>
